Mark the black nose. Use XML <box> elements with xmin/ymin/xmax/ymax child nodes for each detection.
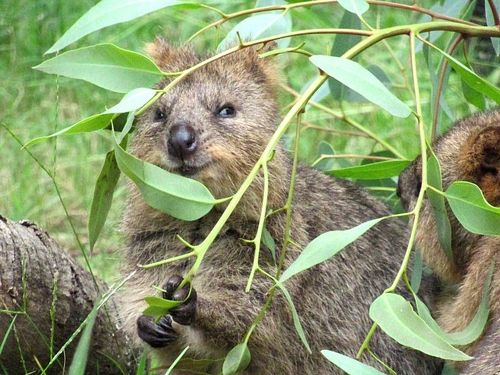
<box><xmin>168</xmin><ymin>123</ymin><xmax>197</xmax><ymax>159</ymax></box>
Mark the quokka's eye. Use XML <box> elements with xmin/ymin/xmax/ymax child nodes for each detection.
<box><xmin>217</xmin><ymin>105</ymin><xmax>236</xmax><ymax>118</ymax></box>
<box><xmin>154</xmin><ymin>108</ymin><xmax>166</xmax><ymax>121</ymax></box>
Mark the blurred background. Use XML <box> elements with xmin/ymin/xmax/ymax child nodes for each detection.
<box><xmin>0</xmin><ymin>0</ymin><xmax>497</xmax><ymax>283</ymax></box>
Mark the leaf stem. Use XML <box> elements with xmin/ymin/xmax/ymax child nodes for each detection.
<box><xmin>357</xmin><ymin>30</ymin><xmax>430</xmax><ymax>358</ymax></box>
<box><xmin>188</xmin><ymin>0</ymin><xmax>476</xmax><ymax>41</ymax></box>
<box><xmin>245</xmin><ymin>161</ymin><xmax>270</xmax><ymax>292</ymax></box>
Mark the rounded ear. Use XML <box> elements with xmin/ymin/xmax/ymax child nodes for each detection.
<box><xmin>145</xmin><ymin>37</ymin><xmax>198</xmax><ymax>71</ymax></box>
<box><xmin>229</xmin><ymin>43</ymin><xmax>281</xmax><ymax>87</ymax></box>
<box><xmin>461</xmin><ymin>126</ymin><xmax>500</xmax><ymax>205</ymax></box>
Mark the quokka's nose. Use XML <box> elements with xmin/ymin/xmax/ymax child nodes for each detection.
<box><xmin>168</xmin><ymin>123</ymin><xmax>198</xmax><ymax>159</ymax></box>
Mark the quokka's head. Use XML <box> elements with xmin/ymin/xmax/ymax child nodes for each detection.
<box><xmin>397</xmin><ymin>109</ymin><xmax>500</xmax><ymax>213</ymax></box>
<box><xmin>132</xmin><ymin>38</ymin><xmax>281</xmax><ymax>198</ymax></box>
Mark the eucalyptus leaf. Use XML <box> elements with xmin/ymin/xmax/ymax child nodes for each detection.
<box><xmin>426</xmin><ymin>152</ymin><xmax>452</xmax><ymax>259</ymax></box>
<box><xmin>143</xmin><ymin>296</ymin><xmax>181</xmax><ymax>318</ymax></box>
<box><xmin>222</xmin><ymin>343</ymin><xmax>251</xmax><ymax>375</ymax></box>
<box><xmin>321</xmin><ymin>350</ymin><xmax>384</xmax><ymax>375</ymax></box>
<box><xmin>280</xmin><ymin>218</ymin><xmax>383</xmax><ymax>282</ymax></box>
<box><xmin>112</xmin><ymin>133</ymin><xmax>217</xmax><ymax>221</ymax></box>
<box><xmin>310</xmin><ymin>56</ymin><xmax>411</xmax><ymax>117</ymax></box>
<box><xmin>275</xmin><ymin>281</ymin><xmax>311</xmax><ymax>352</ymax></box>
<box><xmin>68</xmin><ymin>304</ymin><xmax>98</xmax><ymax>375</ymax></box>
<box><xmin>25</xmin><ymin>87</ymin><xmax>153</xmax><ymax>147</ymax></box>
<box><xmin>424</xmin><ymin>41</ymin><xmax>500</xmax><ymax>104</ymax></box>
<box><xmin>36</xmin><ymin>44</ymin><xmax>162</xmax><ymax>93</ymax></box>
<box><xmin>337</xmin><ymin>0</ymin><xmax>369</xmax><ymax>16</ymax></box>
<box><xmin>25</xmin><ymin>113</ymin><xmax>116</xmax><ymax>148</ymax></box>
<box><xmin>369</xmin><ymin>293</ymin><xmax>471</xmax><ymax>361</ymax></box>
<box><xmin>104</xmin><ymin>88</ymin><xmax>156</xmax><ymax>114</ymax></box>
<box><xmin>445</xmin><ymin>181</ymin><xmax>500</xmax><ymax>235</ymax></box>
<box><xmin>88</xmin><ymin>143</ymin><xmax>124</xmax><ymax>253</ymax></box>
<box><xmin>218</xmin><ymin>5</ymin><xmax>292</xmax><ymax>51</ymax></box>
<box><xmin>462</xmin><ymin>78</ymin><xmax>485</xmax><ymax>110</ymax></box>
<box><xmin>262</xmin><ymin>227</ymin><xmax>277</xmax><ymax>264</ymax></box>
<box><xmin>413</xmin><ymin>262</ymin><xmax>492</xmax><ymax>346</ymax></box>
<box><xmin>329</xmin><ymin>11</ymin><xmax>361</xmax><ymax>101</ymax></box>
<box><xmin>328</xmin><ymin>160</ymin><xmax>411</xmax><ymax>180</ymax></box>
<box><xmin>46</xmin><ymin>0</ymin><xmax>203</xmax><ymax>54</ymax></box>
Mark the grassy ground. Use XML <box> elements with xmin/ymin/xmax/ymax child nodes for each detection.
<box><xmin>0</xmin><ymin>0</ymin><xmax>497</xmax><ymax>285</ymax></box>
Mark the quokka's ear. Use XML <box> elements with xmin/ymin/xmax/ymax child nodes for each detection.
<box><xmin>231</xmin><ymin>42</ymin><xmax>281</xmax><ymax>86</ymax></box>
<box><xmin>461</xmin><ymin>126</ymin><xmax>500</xmax><ymax>205</ymax></box>
<box><xmin>145</xmin><ymin>37</ymin><xmax>198</xmax><ymax>71</ymax></box>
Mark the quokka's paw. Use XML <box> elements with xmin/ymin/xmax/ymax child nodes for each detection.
<box><xmin>137</xmin><ymin>315</ymin><xmax>177</xmax><ymax>348</ymax></box>
<box><xmin>163</xmin><ymin>275</ymin><xmax>197</xmax><ymax>326</ymax></box>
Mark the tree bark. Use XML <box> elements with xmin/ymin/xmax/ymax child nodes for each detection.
<box><xmin>0</xmin><ymin>215</ymin><xmax>136</xmax><ymax>374</ymax></box>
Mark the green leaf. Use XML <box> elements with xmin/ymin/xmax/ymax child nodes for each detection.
<box><xmin>218</xmin><ymin>8</ymin><xmax>292</xmax><ymax>51</ymax></box>
<box><xmin>309</xmin><ymin>56</ymin><xmax>411</xmax><ymax>117</ymax></box>
<box><xmin>424</xmin><ymin>41</ymin><xmax>500</xmax><ymax>104</ymax></box>
<box><xmin>321</xmin><ymin>350</ymin><xmax>384</xmax><ymax>375</ymax></box>
<box><xmin>337</xmin><ymin>0</ymin><xmax>369</xmax><ymax>16</ymax></box>
<box><xmin>143</xmin><ymin>296</ymin><xmax>181</xmax><ymax>318</ymax></box>
<box><xmin>485</xmin><ymin>0</ymin><xmax>500</xmax><ymax>56</ymax></box>
<box><xmin>88</xmin><ymin>143</ymin><xmax>124</xmax><ymax>253</ymax></box>
<box><xmin>280</xmin><ymin>218</ymin><xmax>383</xmax><ymax>282</ymax></box>
<box><xmin>25</xmin><ymin>113</ymin><xmax>116</xmax><ymax>147</ymax></box>
<box><xmin>35</xmin><ymin>44</ymin><xmax>162</xmax><ymax>93</ymax></box>
<box><xmin>329</xmin><ymin>11</ymin><xmax>361</xmax><ymax>101</ymax></box>
<box><xmin>369</xmin><ymin>293</ymin><xmax>471</xmax><ymax>361</ymax></box>
<box><xmin>262</xmin><ymin>227</ymin><xmax>277</xmax><ymax>264</ymax></box>
<box><xmin>25</xmin><ymin>87</ymin><xmax>152</xmax><ymax>147</ymax></box>
<box><xmin>274</xmin><ymin>281</ymin><xmax>311</xmax><ymax>352</ymax></box>
<box><xmin>104</xmin><ymin>88</ymin><xmax>156</xmax><ymax>114</ymax></box>
<box><xmin>426</xmin><ymin>152</ymin><xmax>452</xmax><ymax>259</ymax></box>
<box><xmin>413</xmin><ymin>262</ymin><xmax>492</xmax><ymax>346</ymax></box>
<box><xmin>328</xmin><ymin>160</ymin><xmax>411</xmax><ymax>180</ymax></box>
<box><xmin>445</xmin><ymin>181</ymin><xmax>500</xmax><ymax>235</ymax></box>
<box><xmin>222</xmin><ymin>343</ymin><xmax>251</xmax><ymax>375</ymax></box>
<box><xmin>46</xmin><ymin>0</ymin><xmax>203</xmax><ymax>54</ymax></box>
<box><xmin>462</xmin><ymin>78</ymin><xmax>485</xmax><ymax>110</ymax></box>
<box><xmin>165</xmin><ymin>346</ymin><xmax>190</xmax><ymax>375</ymax></box>
<box><xmin>68</xmin><ymin>305</ymin><xmax>98</xmax><ymax>375</ymax></box>
<box><xmin>112</xmin><ymin>134</ymin><xmax>217</xmax><ymax>221</ymax></box>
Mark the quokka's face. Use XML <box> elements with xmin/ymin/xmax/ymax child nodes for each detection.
<box><xmin>132</xmin><ymin>41</ymin><xmax>279</xmax><ymax>197</ymax></box>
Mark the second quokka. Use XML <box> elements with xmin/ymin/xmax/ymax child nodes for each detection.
<box><xmin>120</xmin><ymin>38</ymin><xmax>443</xmax><ymax>374</ymax></box>
<box><xmin>398</xmin><ymin>110</ymin><xmax>500</xmax><ymax>375</ymax></box>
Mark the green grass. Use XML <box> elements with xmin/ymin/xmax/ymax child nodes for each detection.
<box><xmin>0</xmin><ymin>0</ymin><xmax>497</xmax><ymax>282</ymax></box>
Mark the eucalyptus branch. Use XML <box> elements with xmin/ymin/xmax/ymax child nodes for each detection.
<box><xmin>430</xmin><ymin>34</ymin><xmax>463</xmax><ymax>140</ymax></box>
<box><xmin>312</xmin><ymin>153</ymin><xmax>394</xmax><ymax>167</ymax></box>
<box><xmin>245</xmin><ymin>161</ymin><xmax>270</xmax><ymax>292</ymax></box>
<box><xmin>357</xmin><ymin>30</ymin><xmax>429</xmax><ymax>358</ymax></box>
<box><xmin>188</xmin><ymin>0</ymin><xmax>475</xmax><ymax>41</ymax></box>
<box><xmin>277</xmin><ymin>111</ymin><xmax>304</xmax><ymax>279</ymax></box>
<box><xmin>282</xmin><ymin>84</ymin><xmax>405</xmax><ymax>158</ymax></box>
<box><xmin>302</xmin><ymin>122</ymin><xmax>370</xmax><ymax>138</ymax></box>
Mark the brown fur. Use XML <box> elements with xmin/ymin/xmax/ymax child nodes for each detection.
<box><xmin>398</xmin><ymin>110</ymin><xmax>500</xmax><ymax>374</ymax></box>
<box><xmin>119</xmin><ymin>39</ymin><xmax>442</xmax><ymax>374</ymax></box>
